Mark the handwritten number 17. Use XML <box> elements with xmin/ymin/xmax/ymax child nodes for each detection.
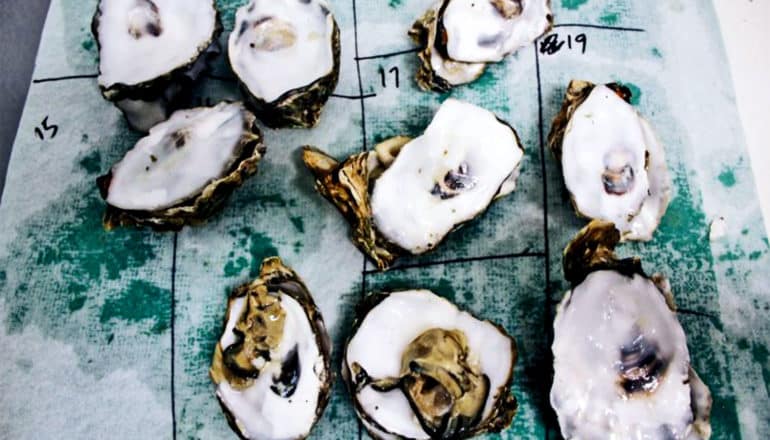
<box><xmin>379</xmin><ymin>66</ymin><xmax>400</xmax><ymax>88</ymax></box>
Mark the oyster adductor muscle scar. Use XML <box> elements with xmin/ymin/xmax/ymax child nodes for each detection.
<box><xmin>92</xmin><ymin>0</ymin><xmax>222</xmax><ymax>131</ymax></box>
<box><xmin>551</xmin><ymin>220</ymin><xmax>712</xmax><ymax>440</ymax></box>
<box><xmin>302</xmin><ymin>99</ymin><xmax>524</xmax><ymax>270</ymax></box>
<box><xmin>210</xmin><ymin>257</ymin><xmax>332</xmax><ymax>440</ymax></box>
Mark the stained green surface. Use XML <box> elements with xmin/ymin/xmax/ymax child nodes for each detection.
<box><xmin>0</xmin><ymin>0</ymin><xmax>768</xmax><ymax>439</ymax></box>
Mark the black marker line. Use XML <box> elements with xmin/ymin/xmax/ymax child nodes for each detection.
<box><xmin>364</xmin><ymin>251</ymin><xmax>546</xmax><ymax>275</ymax></box>
<box><xmin>553</xmin><ymin>23</ymin><xmax>645</xmax><ymax>33</ymax></box>
<box><xmin>170</xmin><ymin>232</ymin><xmax>178</xmax><ymax>440</ymax></box>
<box><xmin>331</xmin><ymin>93</ymin><xmax>377</xmax><ymax>100</ymax></box>
<box><xmin>32</xmin><ymin>73</ymin><xmax>98</xmax><ymax>84</ymax></box>
<box><xmin>355</xmin><ymin>47</ymin><xmax>420</xmax><ymax>61</ymax></box>
<box><xmin>534</xmin><ymin>41</ymin><xmax>555</xmax><ymax>440</ymax></box>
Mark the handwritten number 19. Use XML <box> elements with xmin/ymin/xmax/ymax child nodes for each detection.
<box><xmin>379</xmin><ymin>66</ymin><xmax>400</xmax><ymax>88</ymax></box>
<box><xmin>539</xmin><ymin>33</ymin><xmax>587</xmax><ymax>55</ymax></box>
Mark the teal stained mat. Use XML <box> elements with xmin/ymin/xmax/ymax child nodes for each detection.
<box><xmin>0</xmin><ymin>0</ymin><xmax>768</xmax><ymax>438</ymax></box>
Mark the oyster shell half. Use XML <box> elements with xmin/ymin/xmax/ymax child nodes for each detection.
<box><xmin>302</xmin><ymin>99</ymin><xmax>524</xmax><ymax>270</ymax></box>
<box><xmin>410</xmin><ymin>0</ymin><xmax>553</xmax><ymax>91</ymax></box>
<box><xmin>548</xmin><ymin>80</ymin><xmax>671</xmax><ymax>241</ymax></box>
<box><xmin>344</xmin><ymin>290</ymin><xmax>518</xmax><ymax>439</ymax></box>
<box><xmin>92</xmin><ymin>0</ymin><xmax>222</xmax><ymax>131</ymax></box>
<box><xmin>551</xmin><ymin>220</ymin><xmax>712</xmax><ymax>439</ymax></box>
<box><xmin>97</xmin><ymin>102</ymin><xmax>265</xmax><ymax>231</ymax></box>
<box><xmin>228</xmin><ymin>0</ymin><xmax>341</xmax><ymax>128</ymax></box>
<box><xmin>211</xmin><ymin>257</ymin><xmax>332</xmax><ymax>440</ymax></box>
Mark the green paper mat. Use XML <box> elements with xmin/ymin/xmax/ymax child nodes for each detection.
<box><xmin>1</xmin><ymin>0</ymin><xmax>768</xmax><ymax>438</ymax></box>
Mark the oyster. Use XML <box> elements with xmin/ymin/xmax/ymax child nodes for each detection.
<box><xmin>410</xmin><ymin>0</ymin><xmax>553</xmax><ymax>91</ymax></box>
<box><xmin>551</xmin><ymin>221</ymin><xmax>712</xmax><ymax>439</ymax></box>
<box><xmin>344</xmin><ymin>290</ymin><xmax>518</xmax><ymax>439</ymax></box>
<box><xmin>548</xmin><ymin>80</ymin><xmax>671</xmax><ymax>241</ymax></box>
<box><xmin>92</xmin><ymin>0</ymin><xmax>222</xmax><ymax>131</ymax></box>
<box><xmin>210</xmin><ymin>257</ymin><xmax>332</xmax><ymax>440</ymax></box>
<box><xmin>97</xmin><ymin>102</ymin><xmax>265</xmax><ymax>230</ymax></box>
<box><xmin>302</xmin><ymin>99</ymin><xmax>524</xmax><ymax>270</ymax></box>
<box><xmin>228</xmin><ymin>0</ymin><xmax>341</xmax><ymax>128</ymax></box>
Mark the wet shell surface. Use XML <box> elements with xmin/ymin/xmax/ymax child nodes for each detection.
<box><xmin>551</xmin><ymin>221</ymin><xmax>712</xmax><ymax>439</ymax></box>
<box><xmin>97</xmin><ymin>102</ymin><xmax>265</xmax><ymax>230</ymax></box>
<box><xmin>410</xmin><ymin>0</ymin><xmax>553</xmax><ymax>91</ymax></box>
<box><xmin>302</xmin><ymin>98</ymin><xmax>524</xmax><ymax>270</ymax></box>
<box><xmin>93</xmin><ymin>0</ymin><xmax>222</xmax><ymax>131</ymax></box>
<box><xmin>548</xmin><ymin>80</ymin><xmax>671</xmax><ymax>241</ymax></box>
<box><xmin>210</xmin><ymin>257</ymin><xmax>332</xmax><ymax>440</ymax></box>
<box><xmin>343</xmin><ymin>290</ymin><xmax>518</xmax><ymax>439</ymax></box>
<box><xmin>228</xmin><ymin>0</ymin><xmax>341</xmax><ymax>128</ymax></box>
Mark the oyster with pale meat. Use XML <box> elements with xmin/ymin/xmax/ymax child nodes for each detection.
<box><xmin>343</xmin><ymin>289</ymin><xmax>518</xmax><ymax>439</ymax></box>
<box><xmin>410</xmin><ymin>0</ymin><xmax>553</xmax><ymax>91</ymax></box>
<box><xmin>302</xmin><ymin>99</ymin><xmax>524</xmax><ymax>270</ymax></box>
<box><xmin>551</xmin><ymin>221</ymin><xmax>712</xmax><ymax>439</ymax></box>
<box><xmin>92</xmin><ymin>0</ymin><xmax>222</xmax><ymax>131</ymax></box>
<box><xmin>228</xmin><ymin>0</ymin><xmax>341</xmax><ymax>128</ymax></box>
<box><xmin>210</xmin><ymin>257</ymin><xmax>332</xmax><ymax>440</ymax></box>
<box><xmin>548</xmin><ymin>80</ymin><xmax>671</xmax><ymax>241</ymax></box>
<box><xmin>97</xmin><ymin>102</ymin><xmax>265</xmax><ymax>230</ymax></box>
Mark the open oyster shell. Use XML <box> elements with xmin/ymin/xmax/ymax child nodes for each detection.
<box><xmin>551</xmin><ymin>220</ymin><xmax>712</xmax><ymax>439</ymax></box>
<box><xmin>92</xmin><ymin>0</ymin><xmax>222</xmax><ymax>132</ymax></box>
<box><xmin>97</xmin><ymin>102</ymin><xmax>265</xmax><ymax>231</ymax></box>
<box><xmin>302</xmin><ymin>99</ymin><xmax>524</xmax><ymax>270</ymax></box>
<box><xmin>410</xmin><ymin>0</ymin><xmax>553</xmax><ymax>92</ymax></box>
<box><xmin>343</xmin><ymin>290</ymin><xmax>518</xmax><ymax>439</ymax></box>
<box><xmin>548</xmin><ymin>80</ymin><xmax>671</xmax><ymax>241</ymax></box>
<box><xmin>228</xmin><ymin>0</ymin><xmax>341</xmax><ymax>128</ymax></box>
<box><xmin>210</xmin><ymin>257</ymin><xmax>332</xmax><ymax>440</ymax></box>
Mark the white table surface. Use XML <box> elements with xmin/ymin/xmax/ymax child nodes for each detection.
<box><xmin>714</xmin><ymin>0</ymin><xmax>770</xmax><ymax>238</ymax></box>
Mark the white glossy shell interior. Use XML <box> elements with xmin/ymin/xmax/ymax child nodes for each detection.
<box><xmin>217</xmin><ymin>293</ymin><xmax>324</xmax><ymax>440</ymax></box>
<box><xmin>551</xmin><ymin>271</ymin><xmax>708</xmax><ymax>439</ymax></box>
<box><xmin>442</xmin><ymin>0</ymin><xmax>552</xmax><ymax>62</ymax></box>
<box><xmin>229</xmin><ymin>0</ymin><xmax>335</xmax><ymax>103</ymax></box>
<box><xmin>106</xmin><ymin>102</ymin><xmax>248</xmax><ymax>211</ymax></box>
<box><xmin>346</xmin><ymin>290</ymin><xmax>515</xmax><ymax>439</ymax></box>
<box><xmin>97</xmin><ymin>0</ymin><xmax>216</xmax><ymax>87</ymax></box>
<box><xmin>561</xmin><ymin>85</ymin><xmax>670</xmax><ymax>240</ymax></box>
<box><xmin>370</xmin><ymin>99</ymin><xmax>523</xmax><ymax>254</ymax></box>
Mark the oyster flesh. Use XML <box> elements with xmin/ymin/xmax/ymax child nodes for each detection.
<box><xmin>228</xmin><ymin>0</ymin><xmax>341</xmax><ymax>128</ymax></box>
<box><xmin>210</xmin><ymin>257</ymin><xmax>332</xmax><ymax>440</ymax></box>
<box><xmin>548</xmin><ymin>80</ymin><xmax>671</xmax><ymax>241</ymax></box>
<box><xmin>410</xmin><ymin>0</ymin><xmax>553</xmax><ymax>91</ymax></box>
<box><xmin>97</xmin><ymin>102</ymin><xmax>265</xmax><ymax>230</ymax></box>
<box><xmin>302</xmin><ymin>99</ymin><xmax>524</xmax><ymax>270</ymax></box>
<box><xmin>344</xmin><ymin>289</ymin><xmax>518</xmax><ymax>439</ymax></box>
<box><xmin>92</xmin><ymin>0</ymin><xmax>222</xmax><ymax>131</ymax></box>
<box><xmin>551</xmin><ymin>220</ymin><xmax>712</xmax><ymax>439</ymax></box>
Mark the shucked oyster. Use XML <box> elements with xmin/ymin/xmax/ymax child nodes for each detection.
<box><xmin>548</xmin><ymin>80</ymin><xmax>671</xmax><ymax>241</ymax></box>
<box><xmin>410</xmin><ymin>0</ymin><xmax>553</xmax><ymax>91</ymax></box>
<box><xmin>344</xmin><ymin>290</ymin><xmax>518</xmax><ymax>439</ymax></box>
<box><xmin>211</xmin><ymin>257</ymin><xmax>332</xmax><ymax>440</ymax></box>
<box><xmin>97</xmin><ymin>102</ymin><xmax>265</xmax><ymax>230</ymax></box>
<box><xmin>302</xmin><ymin>99</ymin><xmax>524</xmax><ymax>270</ymax></box>
<box><xmin>228</xmin><ymin>0</ymin><xmax>341</xmax><ymax>128</ymax></box>
<box><xmin>92</xmin><ymin>0</ymin><xmax>222</xmax><ymax>131</ymax></box>
<box><xmin>551</xmin><ymin>221</ymin><xmax>712</xmax><ymax>439</ymax></box>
